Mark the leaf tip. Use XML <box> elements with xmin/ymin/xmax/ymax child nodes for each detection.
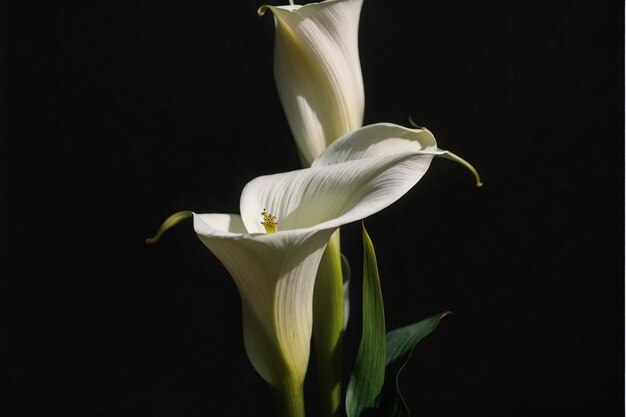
<box><xmin>440</xmin><ymin>310</ymin><xmax>453</xmax><ymax>319</ymax></box>
<box><xmin>361</xmin><ymin>222</ymin><xmax>374</xmax><ymax>245</ymax></box>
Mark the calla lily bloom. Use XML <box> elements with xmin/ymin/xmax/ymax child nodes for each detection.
<box><xmin>147</xmin><ymin>123</ymin><xmax>479</xmax><ymax>417</ymax></box>
<box><xmin>314</xmin><ymin>122</ymin><xmax>482</xmax><ymax>188</ymax></box>
<box><xmin>259</xmin><ymin>0</ymin><xmax>365</xmax><ymax>167</ymax></box>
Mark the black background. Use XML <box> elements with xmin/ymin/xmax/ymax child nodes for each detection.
<box><xmin>2</xmin><ymin>0</ymin><xmax>624</xmax><ymax>416</ymax></box>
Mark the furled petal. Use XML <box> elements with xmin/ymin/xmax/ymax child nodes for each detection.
<box><xmin>192</xmin><ymin>139</ymin><xmax>441</xmax><ymax>388</ymax></box>
<box><xmin>239</xmin><ymin>152</ymin><xmax>437</xmax><ymax>235</ymax></box>
<box><xmin>313</xmin><ymin>122</ymin><xmax>483</xmax><ymax>186</ymax></box>
<box><xmin>312</xmin><ymin>122</ymin><xmax>440</xmax><ymax>166</ymax></box>
<box><xmin>259</xmin><ymin>0</ymin><xmax>365</xmax><ymax>166</ymax></box>
<box><xmin>194</xmin><ymin>213</ymin><xmax>333</xmax><ymax>387</ymax></box>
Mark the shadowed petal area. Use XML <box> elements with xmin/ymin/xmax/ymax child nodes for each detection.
<box><xmin>194</xmin><ymin>214</ymin><xmax>334</xmax><ymax>387</ymax></box>
<box><xmin>312</xmin><ymin>122</ymin><xmax>440</xmax><ymax>167</ymax></box>
<box><xmin>312</xmin><ymin>122</ymin><xmax>483</xmax><ymax>186</ymax></box>
<box><xmin>194</xmin><ymin>213</ymin><xmax>248</xmax><ymax>235</ymax></box>
<box><xmin>260</xmin><ymin>0</ymin><xmax>365</xmax><ymax>166</ymax></box>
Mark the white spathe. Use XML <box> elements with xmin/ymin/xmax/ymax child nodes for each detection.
<box><xmin>259</xmin><ymin>0</ymin><xmax>365</xmax><ymax>166</ymax></box>
<box><xmin>192</xmin><ymin>123</ymin><xmax>444</xmax><ymax>388</ymax></box>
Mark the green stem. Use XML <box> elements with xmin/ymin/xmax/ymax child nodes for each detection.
<box><xmin>272</xmin><ymin>377</ymin><xmax>306</xmax><ymax>417</ymax></box>
<box><xmin>313</xmin><ymin>230</ymin><xmax>344</xmax><ymax>417</ymax></box>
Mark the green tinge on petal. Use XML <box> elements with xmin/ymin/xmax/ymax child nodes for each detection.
<box><xmin>194</xmin><ymin>219</ymin><xmax>335</xmax><ymax>389</ymax></box>
<box><xmin>408</xmin><ymin>117</ymin><xmax>482</xmax><ymax>188</ymax></box>
<box><xmin>145</xmin><ymin>210</ymin><xmax>193</xmax><ymax>244</ymax></box>
<box><xmin>257</xmin><ymin>5</ymin><xmax>269</xmax><ymax>16</ymax></box>
<box><xmin>271</xmin><ymin>377</ymin><xmax>306</xmax><ymax>417</ymax></box>
<box><xmin>437</xmin><ymin>150</ymin><xmax>483</xmax><ymax>187</ymax></box>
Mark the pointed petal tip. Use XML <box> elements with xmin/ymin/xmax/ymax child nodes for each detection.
<box><xmin>406</xmin><ymin>119</ymin><xmax>484</xmax><ymax>186</ymax></box>
<box><xmin>257</xmin><ymin>5</ymin><xmax>269</xmax><ymax>16</ymax></box>
<box><xmin>438</xmin><ymin>150</ymin><xmax>483</xmax><ymax>188</ymax></box>
<box><xmin>145</xmin><ymin>210</ymin><xmax>193</xmax><ymax>245</ymax></box>
<box><xmin>407</xmin><ymin>115</ymin><xmax>424</xmax><ymax>130</ymax></box>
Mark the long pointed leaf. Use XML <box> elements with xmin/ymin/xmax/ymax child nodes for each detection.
<box><xmin>379</xmin><ymin>312</ymin><xmax>451</xmax><ymax>417</ymax></box>
<box><xmin>345</xmin><ymin>224</ymin><xmax>386</xmax><ymax>417</ymax></box>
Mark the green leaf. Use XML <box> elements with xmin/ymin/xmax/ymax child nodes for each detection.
<box><xmin>378</xmin><ymin>311</ymin><xmax>451</xmax><ymax>417</ymax></box>
<box><xmin>345</xmin><ymin>224</ymin><xmax>387</xmax><ymax>417</ymax></box>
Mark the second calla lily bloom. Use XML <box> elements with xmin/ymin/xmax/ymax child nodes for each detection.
<box><xmin>259</xmin><ymin>0</ymin><xmax>365</xmax><ymax>167</ymax></box>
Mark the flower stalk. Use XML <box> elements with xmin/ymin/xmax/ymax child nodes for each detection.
<box><xmin>272</xmin><ymin>377</ymin><xmax>306</xmax><ymax>417</ymax></box>
<box><xmin>313</xmin><ymin>230</ymin><xmax>344</xmax><ymax>417</ymax></box>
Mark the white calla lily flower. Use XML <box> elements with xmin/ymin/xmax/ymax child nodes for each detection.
<box><xmin>194</xmin><ymin>150</ymin><xmax>434</xmax><ymax>382</ymax></box>
<box><xmin>196</xmin><ymin>124</ymin><xmax>478</xmax><ymax>390</ymax></box>
<box><xmin>259</xmin><ymin>0</ymin><xmax>365</xmax><ymax>166</ymax></box>
<box><xmin>147</xmin><ymin>123</ymin><xmax>479</xmax><ymax>416</ymax></box>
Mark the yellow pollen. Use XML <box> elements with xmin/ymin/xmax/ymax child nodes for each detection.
<box><xmin>261</xmin><ymin>209</ymin><xmax>277</xmax><ymax>233</ymax></box>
